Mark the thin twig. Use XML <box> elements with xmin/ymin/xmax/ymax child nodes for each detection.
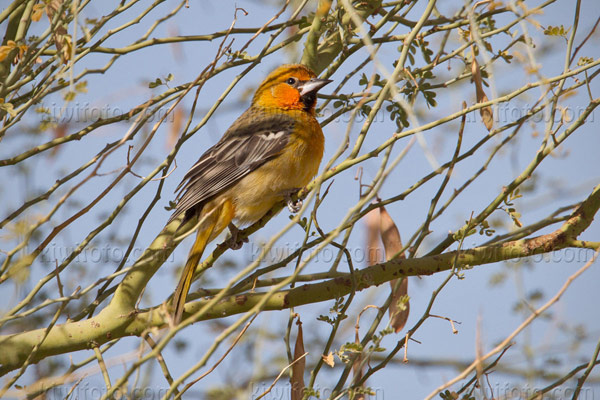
<box><xmin>255</xmin><ymin>352</ymin><xmax>309</xmax><ymax>400</ymax></box>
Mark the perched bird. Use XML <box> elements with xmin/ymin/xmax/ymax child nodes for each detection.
<box><xmin>170</xmin><ymin>64</ymin><xmax>331</xmax><ymax>323</ymax></box>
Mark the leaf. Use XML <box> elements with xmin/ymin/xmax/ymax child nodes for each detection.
<box><xmin>365</xmin><ymin>209</ymin><xmax>382</xmax><ymax>266</ymax></box>
<box><xmin>379</xmin><ymin>206</ymin><xmax>402</xmax><ymax>259</ymax></box>
<box><xmin>322</xmin><ymin>352</ymin><xmax>335</xmax><ymax>368</ymax></box>
<box><xmin>45</xmin><ymin>0</ymin><xmax>63</xmax><ymax>21</ymax></box>
<box><xmin>167</xmin><ymin>107</ymin><xmax>183</xmax><ymax>149</ymax></box>
<box><xmin>0</xmin><ymin>47</ymin><xmax>11</xmax><ymax>62</ymax></box>
<box><xmin>471</xmin><ymin>57</ymin><xmax>493</xmax><ymax>131</ymax></box>
<box><xmin>340</xmin><ymin>342</ymin><xmax>363</xmax><ymax>354</ymax></box>
<box><xmin>47</xmin><ymin>0</ymin><xmax>71</xmax><ymax>65</ymax></box>
<box><xmin>61</xmin><ymin>34</ymin><xmax>72</xmax><ymax>63</ymax></box>
<box><xmin>63</xmin><ymin>91</ymin><xmax>76</xmax><ymax>102</ymax></box>
<box><xmin>0</xmin><ymin>40</ymin><xmax>28</xmax><ymax>64</ymax></box>
<box><xmin>379</xmin><ymin>206</ymin><xmax>410</xmax><ymax>333</ymax></box>
<box><xmin>75</xmin><ymin>81</ymin><xmax>88</xmax><ymax>93</ymax></box>
<box><xmin>543</xmin><ymin>24</ymin><xmax>569</xmax><ymax>39</ymax></box>
<box><xmin>50</xmin><ymin>123</ymin><xmax>68</xmax><ymax>157</ymax></box>
<box><xmin>291</xmin><ymin>319</ymin><xmax>306</xmax><ymax>400</ymax></box>
<box><xmin>577</xmin><ymin>56</ymin><xmax>594</xmax><ymax>66</ymax></box>
<box><xmin>0</xmin><ymin>100</ymin><xmax>17</xmax><ymax>117</ymax></box>
<box><xmin>164</xmin><ymin>200</ymin><xmax>177</xmax><ymax>211</ymax></box>
<box><xmin>0</xmin><ymin>41</ymin><xmax>17</xmax><ymax>62</ymax></box>
<box><xmin>32</xmin><ymin>4</ymin><xmax>45</xmax><ymax>22</ymax></box>
<box><xmin>149</xmin><ymin>78</ymin><xmax>163</xmax><ymax>88</ymax></box>
<box><xmin>352</xmin><ymin>328</ymin><xmax>365</xmax><ymax>400</ymax></box>
<box><xmin>488</xmin><ymin>271</ymin><xmax>506</xmax><ymax>286</ymax></box>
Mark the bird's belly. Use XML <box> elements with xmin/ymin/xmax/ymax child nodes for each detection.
<box><xmin>227</xmin><ymin>139</ymin><xmax>322</xmax><ymax>224</ymax></box>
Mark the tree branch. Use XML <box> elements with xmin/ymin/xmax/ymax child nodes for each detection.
<box><xmin>1</xmin><ymin>184</ymin><xmax>597</xmax><ymax>375</ymax></box>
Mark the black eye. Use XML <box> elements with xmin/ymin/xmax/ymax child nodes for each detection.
<box><xmin>286</xmin><ymin>77</ymin><xmax>297</xmax><ymax>85</ymax></box>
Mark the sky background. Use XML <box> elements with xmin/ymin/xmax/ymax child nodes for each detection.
<box><xmin>1</xmin><ymin>0</ymin><xmax>600</xmax><ymax>398</ymax></box>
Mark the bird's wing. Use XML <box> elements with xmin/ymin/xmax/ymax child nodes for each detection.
<box><xmin>169</xmin><ymin>110</ymin><xmax>295</xmax><ymax>222</ymax></box>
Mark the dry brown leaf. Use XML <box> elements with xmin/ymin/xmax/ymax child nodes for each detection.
<box><xmin>50</xmin><ymin>123</ymin><xmax>69</xmax><ymax>158</ymax></box>
<box><xmin>45</xmin><ymin>0</ymin><xmax>62</xmax><ymax>20</ymax></box>
<box><xmin>379</xmin><ymin>206</ymin><xmax>410</xmax><ymax>333</ymax></box>
<box><xmin>167</xmin><ymin>107</ymin><xmax>183</xmax><ymax>149</ymax></box>
<box><xmin>32</xmin><ymin>4</ymin><xmax>45</xmax><ymax>22</ymax></box>
<box><xmin>45</xmin><ymin>0</ymin><xmax>72</xmax><ymax>64</ymax></box>
<box><xmin>352</xmin><ymin>329</ymin><xmax>365</xmax><ymax>400</ymax></box>
<box><xmin>322</xmin><ymin>352</ymin><xmax>335</xmax><ymax>368</ymax></box>
<box><xmin>479</xmin><ymin>92</ymin><xmax>493</xmax><ymax>131</ymax></box>
<box><xmin>0</xmin><ymin>41</ymin><xmax>26</xmax><ymax>64</ymax></box>
<box><xmin>291</xmin><ymin>320</ymin><xmax>305</xmax><ymax>400</ymax></box>
<box><xmin>471</xmin><ymin>57</ymin><xmax>493</xmax><ymax>131</ymax></box>
<box><xmin>388</xmin><ymin>278</ymin><xmax>409</xmax><ymax>333</ymax></box>
<box><xmin>167</xmin><ymin>26</ymin><xmax>184</xmax><ymax>61</ymax></box>
<box><xmin>0</xmin><ymin>45</ymin><xmax>13</xmax><ymax>63</ymax></box>
<box><xmin>379</xmin><ymin>206</ymin><xmax>402</xmax><ymax>257</ymax></box>
<box><xmin>365</xmin><ymin>208</ymin><xmax>382</xmax><ymax>266</ymax></box>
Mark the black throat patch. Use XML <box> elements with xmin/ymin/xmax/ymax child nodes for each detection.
<box><xmin>301</xmin><ymin>92</ymin><xmax>317</xmax><ymax>112</ymax></box>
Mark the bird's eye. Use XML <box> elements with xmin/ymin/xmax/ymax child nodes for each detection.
<box><xmin>286</xmin><ymin>77</ymin><xmax>297</xmax><ymax>85</ymax></box>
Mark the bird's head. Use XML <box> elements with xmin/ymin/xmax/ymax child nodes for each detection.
<box><xmin>252</xmin><ymin>64</ymin><xmax>331</xmax><ymax>113</ymax></box>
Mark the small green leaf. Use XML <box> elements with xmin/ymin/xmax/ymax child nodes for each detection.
<box><xmin>340</xmin><ymin>342</ymin><xmax>363</xmax><ymax>353</ymax></box>
<box><xmin>75</xmin><ymin>81</ymin><xmax>88</xmax><ymax>93</ymax></box>
<box><xmin>149</xmin><ymin>78</ymin><xmax>163</xmax><ymax>88</ymax></box>
<box><xmin>164</xmin><ymin>200</ymin><xmax>177</xmax><ymax>211</ymax></box>
<box><xmin>489</xmin><ymin>272</ymin><xmax>506</xmax><ymax>286</ymax></box>
<box><xmin>577</xmin><ymin>56</ymin><xmax>594</xmax><ymax>66</ymax></box>
<box><xmin>63</xmin><ymin>91</ymin><xmax>76</xmax><ymax>101</ymax></box>
<box><xmin>0</xmin><ymin>101</ymin><xmax>17</xmax><ymax>117</ymax></box>
<box><xmin>543</xmin><ymin>25</ymin><xmax>569</xmax><ymax>39</ymax></box>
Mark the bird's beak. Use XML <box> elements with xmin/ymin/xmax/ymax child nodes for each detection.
<box><xmin>299</xmin><ymin>78</ymin><xmax>332</xmax><ymax>96</ymax></box>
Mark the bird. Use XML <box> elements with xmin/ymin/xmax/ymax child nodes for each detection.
<box><xmin>169</xmin><ymin>64</ymin><xmax>331</xmax><ymax>323</ymax></box>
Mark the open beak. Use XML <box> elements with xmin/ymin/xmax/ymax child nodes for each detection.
<box><xmin>299</xmin><ymin>78</ymin><xmax>332</xmax><ymax>96</ymax></box>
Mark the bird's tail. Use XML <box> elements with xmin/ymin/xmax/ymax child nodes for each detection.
<box><xmin>172</xmin><ymin>200</ymin><xmax>234</xmax><ymax>324</ymax></box>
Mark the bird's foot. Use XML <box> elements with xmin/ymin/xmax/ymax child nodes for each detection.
<box><xmin>226</xmin><ymin>223</ymin><xmax>248</xmax><ymax>250</ymax></box>
<box><xmin>282</xmin><ymin>188</ymin><xmax>303</xmax><ymax>213</ymax></box>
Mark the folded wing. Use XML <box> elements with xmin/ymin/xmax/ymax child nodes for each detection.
<box><xmin>170</xmin><ymin>110</ymin><xmax>295</xmax><ymax>222</ymax></box>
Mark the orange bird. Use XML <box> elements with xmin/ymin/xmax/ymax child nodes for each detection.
<box><xmin>170</xmin><ymin>64</ymin><xmax>331</xmax><ymax>323</ymax></box>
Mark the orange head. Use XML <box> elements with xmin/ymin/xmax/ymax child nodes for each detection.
<box><xmin>252</xmin><ymin>64</ymin><xmax>331</xmax><ymax>113</ymax></box>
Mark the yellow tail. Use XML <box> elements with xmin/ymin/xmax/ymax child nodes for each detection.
<box><xmin>172</xmin><ymin>201</ymin><xmax>234</xmax><ymax>323</ymax></box>
<box><xmin>172</xmin><ymin>225</ymin><xmax>212</xmax><ymax>324</ymax></box>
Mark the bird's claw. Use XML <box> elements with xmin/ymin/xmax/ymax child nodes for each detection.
<box><xmin>282</xmin><ymin>188</ymin><xmax>303</xmax><ymax>213</ymax></box>
<box><xmin>287</xmin><ymin>197</ymin><xmax>303</xmax><ymax>213</ymax></box>
<box><xmin>226</xmin><ymin>223</ymin><xmax>248</xmax><ymax>250</ymax></box>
